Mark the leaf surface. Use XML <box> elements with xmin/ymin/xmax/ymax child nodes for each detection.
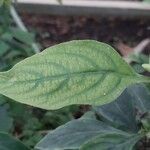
<box><xmin>36</xmin><ymin>116</ymin><xmax>142</xmax><ymax>150</ymax></box>
<box><xmin>36</xmin><ymin>117</ymin><xmax>129</xmax><ymax>150</ymax></box>
<box><xmin>0</xmin><ymin>40</ymin><xmax>148</xmax><ymax>110</ymax></box>
<box><xmin>11</xmin><ymin>28</ymin><xmax>35</xmax><ymax>46</ymax></box>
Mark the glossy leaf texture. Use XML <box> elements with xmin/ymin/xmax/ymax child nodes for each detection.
<box><xmin>0</xmin><ymin>132</ymin><xmax>29</xmax><ymax>150</ymax></box>
<box><xmin>0</xmin><ymin>40</ymin><xmax>148</xmax><ymax>110</ymax></box>
<box><xmin>36</xmin><ymin>116</ymin><xmax>141</xmax><ymax>150</ymax></box>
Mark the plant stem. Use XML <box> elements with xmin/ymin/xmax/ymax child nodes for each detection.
<box><xmin>10</xmin><ymin>5</ymin><xmax>40</xmax><ymax>54</ymax></box>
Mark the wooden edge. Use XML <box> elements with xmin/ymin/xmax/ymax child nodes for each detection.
<box><xmin>14</xmin><ymin>0</ymin><xmax>150</xmax><ymax>17</ymax></box>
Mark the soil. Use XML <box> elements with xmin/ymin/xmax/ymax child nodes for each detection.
<box><xmin>21</xmin><ymin>13</ymin><xmax>150</xmax><ymax>149</ymax></box>
<box><xmin>21</xmin><ymin>14</ymin><xmax>150</xmax><ymax>55</ymax></box>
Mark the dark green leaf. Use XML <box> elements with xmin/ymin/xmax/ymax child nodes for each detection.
<box><xmin>36</xmin><ymin>118</ymin><xmax>131</xmax><ymax>150</ymax></box>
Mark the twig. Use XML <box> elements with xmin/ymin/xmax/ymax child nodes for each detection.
<box><xmin>10</xmin><ymin>5</ymin><xmax>40</xmax><ymax>54</ymax></box>
<box><xmin>124</xmin><ymin>38</ymin><xmax>150</xmax><ymax>63</ymax></box>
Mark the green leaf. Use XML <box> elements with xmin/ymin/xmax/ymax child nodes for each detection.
<box><xmin>0</xmin><ymin>40</ymin><xmax>149</xmax><ymax>110</ymax></box>
<box><xmin>36</xmin><ymin>115</ymin><xmax>141</xmax><ymax>150</ymax></box>
<box><xmin>80</xmin><ymin>132</ymin><xmax>141</xmax><ymax>150</ymax></box>
<box><xmin>0</xmin><ymin>132</ymin><xmax>30</xmax><ymax>150</ymax></box>
<box><xmin>128</xmin><ymin>53</ymin><xmax>149</xmax><ymax>64</ymax></box>
<box><xmin>94</xmin><ymin>88</ymin><xmax>139</xmax><ymax>133</ymax></box>
<box><xmin>36</xmin><ymin>117</ymin><xmax>127</xmax><ymax>150</ymax></box>
<box><xmin>11</xmin><ymin>28</ymin><xmax>35</xmax><ymax>46</ymax></box>
<box><xmin>142</xmin><ymin>64</ymin><xmax>150</xmax><ymax>72</ymax></box>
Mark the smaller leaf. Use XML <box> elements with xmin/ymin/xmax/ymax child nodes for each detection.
<box><xmin>128</xmin><ymin>53</ymin><xmax>149</xmax><ymax>64</ymax></box>
<box><xmin>142</xmin><ymin>64</ymin><xmax>150</xmax><ymax>72</ymax></box>
<box><xmin>0</xmin><ymin>132</ymin><xmax>30</xmax><ymax>150</ymax></box>
<box><xmin>11</xmin><ymin>28</ymin><xmax>35</xmax><ymax>46</ymax></box>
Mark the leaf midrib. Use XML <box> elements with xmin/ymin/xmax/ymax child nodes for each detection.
<box><xmin>8</xmin><ymin>69</ymin><xmax>135</xmax><ymax>83</ymax></box>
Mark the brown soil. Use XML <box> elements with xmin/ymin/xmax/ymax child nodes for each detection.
<box><xmin>21</xmin><ymin>14</ymin><xmax>150</xmax><ymax>55</ymax></box>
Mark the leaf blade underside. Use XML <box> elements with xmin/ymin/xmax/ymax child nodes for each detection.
<box><xmin>35</xmin><ymin>117</ymin><xmax>141</xmax><ymax>150</ymax></box>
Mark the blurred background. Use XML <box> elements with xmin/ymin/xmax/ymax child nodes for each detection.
<box><xmin>0</xmin><ymin>0</ymin><xmax>150</xmax><ymax>149</ymax></box>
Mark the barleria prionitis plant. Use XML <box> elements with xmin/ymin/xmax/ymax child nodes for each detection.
<box><xmin>0</xmin><ymin>40</ymin><xmax>149</xmax><ymax>150</ymax></box>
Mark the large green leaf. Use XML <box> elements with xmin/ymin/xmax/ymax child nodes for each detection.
<box><xmin>36</xmin><ymin>117</ymin><xmax>131</xmax><ymax>150</ymax></box>
<box><xmin>0</xmin><ymin>132</ymin><xmax>29</xmax><ymax>150</ymax></box>
<box><xmin>80</xmin><ymin>132</ymin><xmax>141</xmax><ymax>150</ymax></box>
<box><xmin>0</xmin><ymin>40</ymin><xmax>149</xmax><ymax>110</ymax></box>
